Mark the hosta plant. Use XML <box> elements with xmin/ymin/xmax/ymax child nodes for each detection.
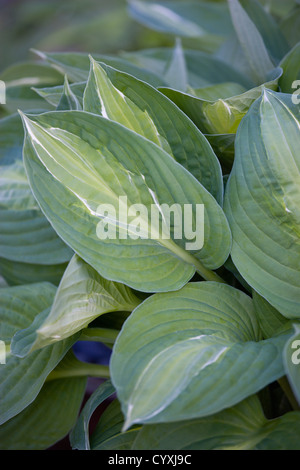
<box><xmin>0</xmin><ymin>0</ymin><xmax>300</xmax><ymax>450</ymax></box>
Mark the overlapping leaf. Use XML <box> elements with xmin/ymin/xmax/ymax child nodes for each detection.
<box><xmin>160</xmin><ymin>68</ymin><xmax>281</xmax><ymax>135</ymax></box>
<box><xmin>22</xmin><ymin>110</ymin><xmax>231</xmax><ymax>292</ymax></box>
<box><xmin>224</xmin><ymin>91</ymin><xmax>300</xmax><ymax>318</ymax></box>
<box><xmin>127</xmin><ymin>0</ymin><xmax>233</xmax><ymax>38</ymax></box>
<box><xmin>33</xmin><ymin>50</ymin><xmax>165</xmax><ymax>87</ymax></box>
<box><xmin>0</xmin><ymin>283</ymin><xmax>78</xmax><ymax>425</ymax></box>
<box><xmin>0</xmin><ymin>257</ymin><xmax>67</xmax><ymax>287</ymax></box>
<box><xmin>90</xmin><ymin>395</ymin><xmax>300</xmax><ymax>450</ymax></box>
<box><xmin>83</xmin><ymin>59</ymin><xmax>223</xmax><ymax>202</ymax></box>
<box><xmin>0</xmin><ymin>159</ymin><xmax>72</xmax><ymax>265</ymax></box>
<box><xmin>122</xmin><ymin>47</ymin><xmax>252</xmax><ymax>89</ymax></box>
<box><xmin>0</xmin><ymin>377</ymin><xmax>86</xmax><ymax>450</ymax></box>
<box><xmin>110</xmin><ymin>282</ymin><xmax>288</xmax><ymax>429</ymax></box>
<box><xmin>12</xmin><ymin>255</ymin><xmax>140</xmax><ymax>353</ymax></box>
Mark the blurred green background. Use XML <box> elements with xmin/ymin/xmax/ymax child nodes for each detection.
<box><xmin>0</xmin><ymin>0</ymin><xmax>173</xmax><ymax>72</ymax></box>
<box><xmin>1</xmin><ymin>0</ymin><xmax>297</xmax><ymax>73</ymax></box>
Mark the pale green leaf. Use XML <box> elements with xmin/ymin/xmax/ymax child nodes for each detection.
<box><xmin>57</xmin><ymin>75</ymin><xmax>82</xmax><ymax>111</ymax></box>
<box><xmin>160</xmin><ymin>67</ymin><xmax>281</xmax><ymax>134</ymax></box>
<box><xmin>122</xmin><ymin>47</ymin><xmax>253</xmax><ymax>89</ymax></box>
<box><xmin>0</xmin><ymin>283</ymin><xmax>78</xmax><ymax>425</ymax></box>
<box><xmin>252</xmin><ymin>291</ymin><xmax>293</xmax><ymax>339</ymax></box>
<box><xmin>0</xmin><ymin>113</ymin><xmax>24</xmax><ymax>166</ymax></box>
<box><xmin>224</xmin><ymin>91</ymin><xmax>300</xmax><ymax>318</ymax></box>
<box><xmin>21</xmin><ymin>110</ymin><xmax>231</xmax><ymax>292</ymax></box>
<box><xmin>0</xmin><ymin>159</ymin><xmax>72</xmax><ymax>265</ymax></box>
<box><xmin>32</xmin><ymin>50</ymin><xmax>165</xmax><ymax>87</ymax></box>
<box><xmin>228</xmin><ymin>0</ymin><xmax>275</xmax><ymax>84</ymax></box>
<box><xmin>163</xmin><ymin>38</ymin><xmax>188</xmax><ymax>91</ymax></box>
<box><xmin>110</xmin><ymin>282</ymin><xmax>288</xmax><ymax>429</ymax></box>
<box><xmin>83</xmin><ymin>60</ymin><xmax>223</xmax><ymax>202</ymax></box>
<box><xmin>127</xmin><ymin>0</ymin><xmax>233</xmax><ymax>38</ymax></box>
<box><xmin>0</xmin><ymin>257</ymin><xmax>67</xmax><ymax>287</ymax></box>
<box><xmin>13</xmin><ymin>255</ymin><xmax>140</xmax><ymax>353</ymax></box>
<box><xmin>33</xmin><ymin>82</ymin><xmax>86</xmax><ymax>108</ymax></box>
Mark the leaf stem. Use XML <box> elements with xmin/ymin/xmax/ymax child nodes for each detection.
<box><xmin>79</xmin><ymin>327</ymin><xmax>119</xmax><ymax>344</ymax></box>
<box><xmin>46</xmin><ymin>363</ymin><xmax>110</xmax><ymax>382</ymax></box>
<box><xmin>195</xmin><ymin>265</ymin><xmax>227</xmax><ymax>284</ymax></box>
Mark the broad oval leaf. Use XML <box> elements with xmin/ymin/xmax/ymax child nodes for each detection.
<box><xmin>127</xmin><ymin>0</ymin><xmax>233</xmax><ymax>38</ymax></box>
<box><xmin>21</xmin><ymin>110</ymin><xmax>231</xmax><ymax>292</ymax></box>
<box><xmin>110</xmin><ymin>282</ymin><xmax>288</xmax><ymax>429</ymax></box>
<box><xmin>0</xmin><ymin>377</ymin><xmax>86</xmax><ymax>450</ymax></box>
<box><xmin>0</xmin><ymin>113</ymin><xmax>24</xmax><ymax>166</ymax></box>
<box><xmin>160</xmin><ymin>68</ymin><xmax>282</xmax><ymax>135</ymax></box>
<box><xmin>12</xmin><ymin>255</ymin><xmax>141</xmax><ymax>354</ymax></box>
<box><xmin>0</xmin><ymin>61</ymin><xmax>62</xmax><ymax>113</ymax></box>
<box><xmin>83</xmin><ymin>60</ymin><xmax>223</xmax><ymax>203</ymax></box>
<box><xmin>0</xmin><ymin>283</ymin><xmax>78</xmax><ymax>425</ymax></box>
<box><xmin>252</xmin><ymin>291</ymin><xmax>292</xmax><ymax>339</ymax></box>
<box><xmin>0</xmin><ymin>160</ymin><xmax>72</xmax><ymax>265</ymax></box>
<box><xmin>33</xmin><ymin>50</ymin><xmax>165</xmax><ymax>87</ymax></box>
<box><xmin>122</xmin><ymin>47</ymin><xmax>253</xmax><ymax>89</ymax></box>
<box><xmin>224</xmin><ymin>91</ymin><xmax>300</xmax><ymax>318</ymax></box>
<box><xmin>91</xmin><ymin>395</ymin><xmax>300</xmax><ymax>450</ymax></box>
<box><xmin>0</xmin><ymin>257</ymin><xmax>67</xmax><ymax>287</ymax></box>
<box><xmin>228</xmin><ymin>0</ymin><xmax>275</xmax><ymax>84</ymax></box>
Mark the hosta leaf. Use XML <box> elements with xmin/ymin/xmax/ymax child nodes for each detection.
<box><xmin>0</xmin><ymin>113</ymin><xmax>24</xmax><ymax>165</ymax></box>
<box><xmin>215</xmin><ymin>34</ymin><xmax>253</xmax><ymax>79</ymax></box>
<box><xmin>33</xmin><ymin>50</ymin><xmax>165</xmax><ymax>87</ymax></box>
<box><xmin>33</xmin><ymin>82</ymin><xmax>86</xmax><ymax>108</ymax></box>
<box><xmin>91</xmin><ymin>395</ymin><xmax>300</xmax><ymax>450</ymax></box>
<box><xmin>21</xmin><ymin>110</ymin><xmax>231</xmax><ymax>292</ymax></box>
<box><xmin>238</xmin><ymin>0</ymin><xmax>290</xmax><ymax>63</ymax></box>
<box><xmin>83</xmin><ymin>60</ymin><xmax>223</xmax><ymax>202</ymax></box>
<box><xmin>0</xmin><ymin>257</ymin><xmax>67</xmax><ymax>287</ymax></box>
<box><xmin>280</xmin><ymin>6</ymin><xmax>300</xmax><ymax>47</ymax></box>
<box><xmin>12</xmin><ymin>255</ymin><xmax>140</xmax><ymax>353</ymax></box>
<box><xmin>252</xmin><ymin>291</ymin><xmax>293</xmax><ymax>339</ymax></box>
<box><xmin>0</xmin><ymin>160</ymin><xmax>72</xmax><ymax>265</ymax></box>
<box><xmin>0</xmin><ymin>62</ymin><xmax>62</xmax><ymax>113</ymax></box>
<box><xmin>163</xmin><ymin>39</ymin><xmax>188</xmax><ymax>92</ymax></box>
<box><xmin>91</xmin><ymin>399</ymin><xmax>140</xmax><ymax>450</ymax></box>
<box><xmin>284</xmin><ymin>324</ymin><xmax>300</xmax><ymax>404</ymax></box>
<box><xmin>0</xmin><ymin>160</ymin><xmax>37</xmax><ymax>210</ymax></box>
<box><xmin>70</xmin><ymin>379</ymin><xmax>115</xmax><ymax>450</ymax></box>
<box><xmin>228</xmin><ymin>0</ymin><xmax>275</xmax><ymax>84</ymax></box>
<box><xmin>190</xmin><ymin>82</ymin><xmax>247</xmax><ymax>101</ymax></box>
<box><xmin>279</xmin><ymin>42</ymin><xmax>300</xmax><ymax>94</ymax></box>
<box><xmin>0</xmin><ymin>377</ymin><xmax>86</xmax><ymax>450</ymax></box>
<box><xmin>57</xmin><ymin>76</ymin><xmax>82</xmax><ymax>111</ymax></box>
<box><xmin>127</xmin><ymin>0</ymin><xmax>233</xmax><ymax>38</ymax></box>
<box><xmin>110</xmin><ymin>282</ymin><xmax>288</xmax><ymax>429</ymax></box>
<box><xmin>224</xmin><ymin>91</ymin><xmax>300</xmax><ymax>318</ymax></box>
<box><xmin>0</xmin><ymin>283</ymin><xmax>78</xmax><ymax>425</ymax></box>
<box><xmin>122</xmin><ymin>47</ymin><xmax>253</xmax><ymax>89</ymax></box>
<box><xmin>160</xmin><ymin>67</ymin><xmax>281</xmax><ymax>135</ymax></box>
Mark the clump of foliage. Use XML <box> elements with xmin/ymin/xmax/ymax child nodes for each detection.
<box><xmin>0</xmin><ymin>0</ymin><xmax>300</xmax><ymax>450</ymax></box>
